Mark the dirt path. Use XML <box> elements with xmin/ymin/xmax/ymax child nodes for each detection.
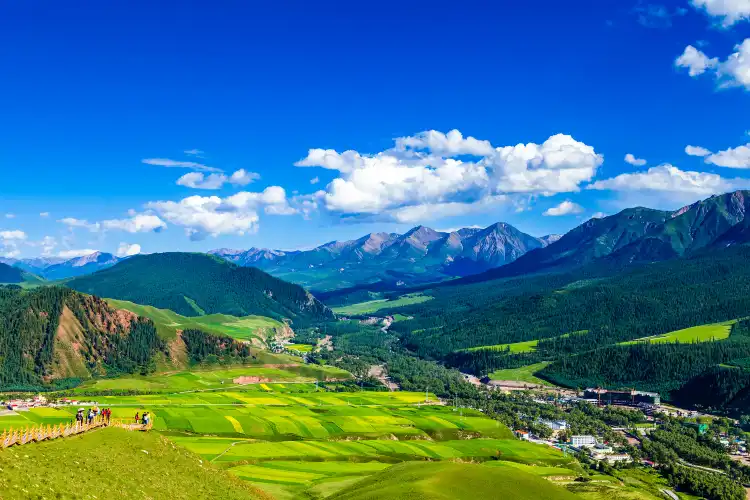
<box><xmin>368</xmin><ymin>364</ymin><xmax>399</xmax><ymax>391</ymax></box>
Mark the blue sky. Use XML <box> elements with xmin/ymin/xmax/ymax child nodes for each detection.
<box><xmin>2</xmin><ymin>0</ymin><xmax>750</xmax><ymax>259</ymax></box>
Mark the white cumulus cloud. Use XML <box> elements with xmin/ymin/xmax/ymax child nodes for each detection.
<box><xmin>146</xmin><ymin>186</ymin><xmax>295</xmax><ymax>240</ymax></box>
<box><xmin>588</xmin><ymin>164</ymin><xmax>748</xmax><ymax>195</ymax></box>
<box><xmin>685</xmin><ymin>145</ymin><xmax>712</xmax><ymax>156</ymax></box>
<box><xmin>543</xmin><ymin>200</ymin><xmax>584</xmax><ymax>216</ymax></box>
<box><xmin>294</xmin><ymin>130</ymin><xmax>603</xmax><ymax>222</ymax></box>
<box><xmin>58</xmin><ymin>217</ymin><xmax>100</xmax><ymax>232</ymax></box>
<box><xmin>229</xmin><ymin>169</ymin><xmax>260</xmax><ymax>186</ymax></box>
<box><xmin>116</xmin><ymin>243</ymin><xmax>142</xmax><ymax>257</ymax></box>
<box><xmin>691</xmin><ymin>0</ymin><xmax>750</xmax><ymax>27</ymax></box>
<box><xmin>177</xmin><ymin>172</ymin><xmax>228</xmax><ymax>190</ymax></box>
<box><xmin>705</xmin><ymin>143</ymin><xmax>750</xmax><ymax>168</ymax></box>
<box><xmin>624</xmin><ymin>153</ymin><xmax>647</xmax><ymax>166</ymax></box>
<box><xmin>0</xmin><ymin>230</ymin><xmax>27</xmax><ymax>240</ymax></box>
<box><xmin>676</xmin><ymin>45</ymin><xmax>719</xmax><ymax>76</ymax></box>
<box><xmin>177</xmin><ymin>169</ymin><xmax>260</xmax><ymax>190</ymax></box>
<box><xmin>676</xmin><ymin>39</ymin><xmax>750</xmax><ymax>90</ymax></box>
<box><xmin>101</xmin><ymin>214</ymin><xmax>167</xmax><ymax>233</ymax></box>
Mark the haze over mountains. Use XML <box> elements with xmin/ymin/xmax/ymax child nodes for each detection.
<box><xmin>210</xmin><ymin>223</ymin><xmax>561</xmax><ymax>291</ymax></box>
<box><xmin>1</xmin><ymin>252</ymin><xmax>122</xmax><ymax>280</ymax></box>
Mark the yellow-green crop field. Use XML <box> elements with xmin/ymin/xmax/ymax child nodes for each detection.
<box><xmin>72</xmin><ymin>363</ymin><xmax>351</xmax><ymax>393</ymax></box>
<box><xmin>0</xmin><ymin>366</ymin><xmax>577</xmax><ymax>499</ymax></box>
<box><xmin>619</xmin><ymin>320</ymin><xmax>736</xmax><ymax>345</ymax></box>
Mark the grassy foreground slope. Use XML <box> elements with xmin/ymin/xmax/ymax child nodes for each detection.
<box><xmin>67</xmin><ymin>252</ymin><xmax>333</xmax><ymax>322</ymax></box>
<box><xmin>0</xmin><ymin>428</ymin><xmax>270</xmax><ymax>500</ymax></box>
<box><xmin>107</xmin><ymin>298</ymin><xmax>283</xmax><ymax>341</ymax></box>
<box><xmin>329</xmin><ymin>461</ymin><xmax>577</xmax><ymax>500</ymax></box>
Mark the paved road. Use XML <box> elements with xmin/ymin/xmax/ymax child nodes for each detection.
<box><xmin>660</xmin><ymin>489</ymin><xmax>679</xmax><ymax>500</ymax></box>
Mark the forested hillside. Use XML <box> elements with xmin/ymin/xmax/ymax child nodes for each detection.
<box><xmin>0</xmin><ymin>286</ymin><xmax>164</xmax><ymax>390</ymax></box>
<box><xmin>391</xmin><ymin>245</ymin><xmax>750</xmax><ymax>360</ymax></box>
<box><xmin>66</xmin><ymin>253</ymin><xmax>333</xmax><ymax>324</ymax></box>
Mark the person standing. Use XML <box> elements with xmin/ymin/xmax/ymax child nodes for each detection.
<box><xmin>134</xmin><ymin>411</ymin><xmax>140</xmax><ymax>424</ymax></box>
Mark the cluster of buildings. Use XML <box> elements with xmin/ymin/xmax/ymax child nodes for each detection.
<box><xmin>3</xmin><ymin>395</ymin><xmax>47</xmax><ymax>411</ymax></box>
<box><xmin>582</xmin><ymin>388</ymin><xmax>660</xmax><ymax>406</ymax></box>
<box><xmin>515</xmin><ymin>418</ymin><xmax>633</xmax><ymax>465</ymax></box>
<box><xmin>571</xmin><ymin>435</ymin><xmax>632</xmax><ymax>464</ymax></box>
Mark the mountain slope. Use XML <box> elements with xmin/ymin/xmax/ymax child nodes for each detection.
<box><xmin>43</xmin><ymin>251</ymin><xmax>121</xmax><ymax>280</ymax></box>
<box><xmin>211</xmin><ymin>222</ymin><xmax>548</xmax><ymax>290</ymax></box>
<box><xmin>66</xmin><ymin>252</ymin><xmax>333</xmax><ymax>322</ymax></box>
<box><xmin>0</xmin><ymin>262</ymin><xmax>42</xmax><ymax>284</ymax></box>
<box><xmin>0</xmin><ymin>262</ymin><xmax>28</xmax><ymax>283</ymax></box>
<box><xmin>0</xmin><ymin>428</ymin><xmax>270</xmax><ymax>500</ymax></box>
<box><xmin>457</xmin><ymin>190</ymin><xmax>750</xmax><ymax>284</ymax></box>
<box><xmin>0</xmin><ymin>286</ymin><xmax>163</xmax><ymax>388</ymax></box>
<box><xmin>465</xmin><ymin>207</ymin><xmax>670</xmax><ymax>282</ymax></box>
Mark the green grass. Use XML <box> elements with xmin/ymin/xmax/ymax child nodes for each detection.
<box><xmin>328</xmin><ymin>461</ymin><xmax>578</xmax><ymax>500</ymax></box>
<box><xmin>332</xmin><ymin>293</ymin><xmax>432</xmax><ymax>316</ymax></box>
<box><xmin>179</xmin><ymin>436</ymin><xmax>565</xmax><ymax>465</ymax></box>
<box><xmin>286</xmin><ymin>343</ymin><xmax>313</xmax><ymax>353</ymax></box>
<box><xmin>461</xmin><ymin>331</ymin><xmax>588</xmax><ymax>354</ymax></box>
<box><xmin>71</xmin><ymin>364</ymin><xmax>351</xmax><ymax>394</ymax></box>
<box><xmin>619</xmin><ymin>320</ymin><xmax>737</xmax><ymax>346</ymax></box>
<box><xmin>488</xmin><ymin>362</ymin><xmax>553</xmax><ymax>385</ymax></box>
<box><xmin>0</xmin><ymin>428</ymin><xmax>270</xmax><ymax>499</ymax></box>
<box><xmin>466</xmin><ymin>338</ymin><xmax>540</xmax><ymax>353</ymax></box>
<box><xmin>107</xmin><ymin>298</ymin><xmax>283</xmax><ymax>341</ymax></box>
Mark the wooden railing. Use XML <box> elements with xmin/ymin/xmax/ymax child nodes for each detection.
<box><xmin>0</xmin><ymin>416</ymin><xmax>152</xmax><ymax>449</ymax></box>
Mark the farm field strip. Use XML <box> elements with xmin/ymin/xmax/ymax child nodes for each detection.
<box><xmin>331</xmin><ymin>293</ymin><xmax>432</xmax><ymax>316</ymax></box>
<box><xmin>460</xmin><ymin>331</ymin><xmax>588</xmax><ymax>354</ymax></box>
<box><xmin>488</xmin><ymin>362</ymin><xmax>553</xmax><ymax>385</ymax></box>
<box><xmin>619</xmin><ymin>320</ymin><xmax>737</xmax><ymax>345</ymax></box>
<box><xmin>73</xmin><ymin>364</ymin><xmax>351</xmax><ymax>393</ymax></box>
<box><xmin>1</xmin><ymin>393</ymin><xmax>491</xmax><ymax>441</ymax></box>
<box><xmin>195</xmin><ymin>438</ymin><xmax>569</xmax><ymax>465</ymax></box>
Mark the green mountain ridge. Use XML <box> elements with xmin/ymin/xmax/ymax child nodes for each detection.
<box><xmin>450</xmin><ymin>190</ymin><xmax>750</xmax><ymax>285</ymax></box>
<box><xmin>66</xmin><ymin>252</ymin><xmax>334</xmax><ymax>323</ymax></box>
<box><xmin>0</xmin><ymin>262</ymin><xmax>42</xmax><ymax>284</ymax></box>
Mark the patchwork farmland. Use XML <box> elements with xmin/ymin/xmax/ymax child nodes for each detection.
<box><xmin>1</xmin><ymin>365</ymin><xmax>576</xmax><ymax>499</ymax></box>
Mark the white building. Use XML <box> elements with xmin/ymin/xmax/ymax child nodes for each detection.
<box><xmin>571</xmin><ymin>435</ymin><xmax>598</xmax><ymax>448</ymax></box>
<box><xmin>540</xmin><ymin>419</ymin><xmax>568</xmax><ymax>431</ymax></box>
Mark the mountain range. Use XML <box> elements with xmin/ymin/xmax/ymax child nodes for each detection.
<box><xmin>464</xmin><ymin>190</ymin><xmax>750</xmax><ymax>284</ymax></box>
<box><xmin>210</xmin><ymin>223</ymin><xmax>561</xmax><ymax>291</ymax></box>
<box><xmin>0</xmin><ymin>252</ymin><xmax>122</xmax><ymax>280</ymax></box>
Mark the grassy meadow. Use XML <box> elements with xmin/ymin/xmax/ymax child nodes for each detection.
<box><xmin>107</xmin><ymin>298</ymin><xmax>283</xmax><ymax>341</ymax></box>
<box><xmin>332</xmin><ymin>293</ymin><xmax>432</xmax><ymax>316</ymax></box>
<box><xmin>619</xmin><ymin>320</ymin><xmax>736</xmax><ymax>346</ymax></box>
<box><xmin>488</xmin><ymin>362</ymin><xmax>553</xmax><ymax>385</ymax></box>
<box><xmin>71</xmin><ymin>363</ymin><xmax>351</xmax><ymax>394</ymax></box>
<box><xmin>0</xmin><ymin>428</ymin><xmax>270</xmax><ymax>500</ymax></box>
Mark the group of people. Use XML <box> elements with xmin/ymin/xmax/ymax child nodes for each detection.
<box><xmin>74</xmin><ymin>406</ymin><xmax>112</xmax><ymax>426</ymax></box>
<box><xmin>134</xmin><ymin>411</ymin><xmax>151</xmax><ymax>426</ymax></box>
